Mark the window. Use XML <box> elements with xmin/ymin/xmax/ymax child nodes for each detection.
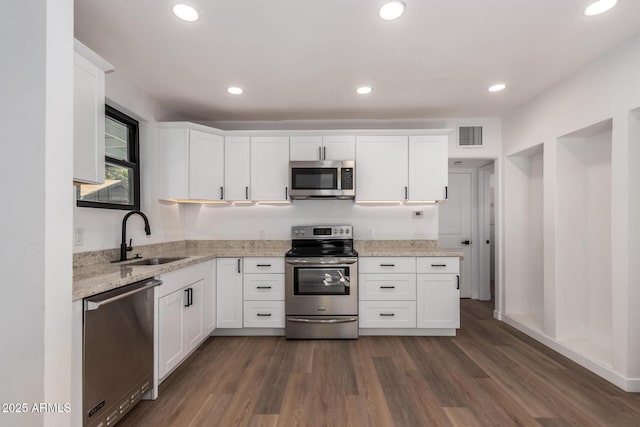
<box><xmin>77</xmin><ymin>105</ymin><xmax>140</xmax><ymax>210</ymax></box>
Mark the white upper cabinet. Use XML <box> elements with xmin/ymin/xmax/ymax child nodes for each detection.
<box><xmin>290</xmin><ymin>135</ymin><xmax>355</xmax><ymax>160</ymax></box>
<box><xmin>290</xmin><ymin>136</ymin><xmax>322</xmax><ymax>161</ymax></box>
<box><xmin>73</xmin><ymin>40</ymin><xmax>113</xmax><ymax>184</ymax></box>
<box><xmin>158</xmin><ymin>126</ymin><xmax>224</xmax><ymax>201</ymax></box>
<box><xmin>190</xmin><ymin>131</ymin><xmax>224</xmax><ymax>200</ymax></box>
<box><xmin>224</xmin><ymin>137</ymin><xmax>251</xmax><ymax>201</ymax></box>
<box><xmin>408</xmin><ymin>135</ymin><xmax>448</xmax><ymax>201</ymax></box>
<box><xmin>322</xmin><ymin>135</ymin><xmax>355</xmax><ymax>160</ymax></box>
<box><xmin>356</xmin><ymin>136</ymin><xmax>408</xmax><ymax>201</ymax></box>
<box><xmin>251</xmin><ymin>137</ymin><xmax>290</xmax><ymax>201</ymax></box>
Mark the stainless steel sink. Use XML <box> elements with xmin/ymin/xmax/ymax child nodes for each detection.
<box><xmin>127</xmin><ymin>257</ymin><xmax>187</xmax><ymax>266</ymax></box>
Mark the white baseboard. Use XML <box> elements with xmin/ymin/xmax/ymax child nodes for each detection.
<box><xmin>212</xmin><ymin>328</ymin><xmax>285</xmax><ymax>336</ymax></box>
<box><xmin>503</xmin><ymin>315</ymin><xmax>637</xmax><ymax>392</ymax></box>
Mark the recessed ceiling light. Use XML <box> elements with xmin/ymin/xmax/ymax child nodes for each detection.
<box><xmin>227</xmin><ymin>87</ymin><xmax>244</xmax><ymax>95</ymax></box>
<box><xmin>488</xmin><ymin>83</ymin><xmax>507</xmax><ymax>92</ymax></box>
<box><xmin>379</xmin><ymin>1</ymin><xmax>406</xmax><ymax>21</ymax></box>
<box><xmin>173</xmin><ymin>4</ymin><xmax>199</xmax><ymax>22</ymax></box>
<box><xmin>356</xmin><ymin>86</ymin><xmax>373</xmax><ymax>95</ymax></box>
<box><xmin>584</xmin><ymin>0</ymin><xmax>618</xmax><ymax>16</ymax></box>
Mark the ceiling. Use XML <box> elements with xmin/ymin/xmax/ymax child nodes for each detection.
<box><xmin>74</xmin><ymin>0</ymin><xmax>640</xmax><ymax>122</ymax></box>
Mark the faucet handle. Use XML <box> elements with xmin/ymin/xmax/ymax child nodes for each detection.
<box><xmin>126</xmin><ymin>238</ymin><xmax>133</xmax><ymax>252</ymax></box>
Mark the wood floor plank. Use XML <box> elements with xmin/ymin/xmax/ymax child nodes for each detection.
<box><xmin>443</xmin><ymin>407</ymin><xmax>485</xmax><ymax>427</ymax></box>
<box><xmin>347</xmin><ymin>339</ymin><xmax>396</xmax><ymax>427</ymax></box>
<box><xmin>248</xmin><ymin>414</ymin><xmax>279</xmax><ymax>427</ymax></box>
<box><xmin>253</xmin><ymin>338</ymin><xmax>296</xmax><ymax>414</ymax></box>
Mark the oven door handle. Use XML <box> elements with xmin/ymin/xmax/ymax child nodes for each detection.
<box><xmin>285</xmin><ymin>258</ymin><xmax>357</xmax><ymax>265</ymax></box>
<box><xmin>286</xmin><ymin>317</ymin><xmax>358</xmax><ymax>324</ymax></box>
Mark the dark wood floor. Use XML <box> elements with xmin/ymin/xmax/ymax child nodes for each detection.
<box><xmin>120</xmin><ymin>300</ymin><xmax>640</xmax><ymax>426</ymax></box>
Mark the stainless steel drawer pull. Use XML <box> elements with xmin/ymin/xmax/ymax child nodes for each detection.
<box><xmin>380</xmin><ymin>286</ymin><xmax>396</xmax><ymax>289</ymax></box>
<box><xmin>380</xmin><ymin>264</ymin><xmax>395</xmax><ymax>267</ymax></box>
<box><xmin>431</xmin><ymin>264</ymin><xmax>447</xmax><ymax>267</ymax></box>
<box><xmin>256</xmin><ymin>264</ymin><xmax>272</xmax><ymax>267</ymax></box>
<box><xmin>257</xmin><ymin>286</ymin><xmax>272</xmax><ymax>289</ymax></box>
<box><xmin>379</xmin><ymin>313</ymin><xmax>395</xmax><ymax>317</ymax></box>
<box><xmin>257</xmin><ymin>313</ymin><xmax>272</xmax><ymax>317</ymax></box>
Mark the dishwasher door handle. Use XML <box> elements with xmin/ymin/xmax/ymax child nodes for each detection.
<box><xmin>85</xmin><ymin>279</ymin><xmax>162</xmax><ymax>311</ymax></box>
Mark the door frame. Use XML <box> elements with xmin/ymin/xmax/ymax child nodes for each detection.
<box><xmin>478</xmin><ymin>163</ymin><xmax>495</xmax><ymax>301</ymax></box>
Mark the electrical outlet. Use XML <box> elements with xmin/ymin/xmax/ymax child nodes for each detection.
<box><xmin>74</xmin><ymin>228</ymin><xmax>84</xmax><ymax>246</ymax></box>
<box><xmin>367</xmin><ymin>227</ymin><xmax>375</xmax><ymax>237</ymax></box>
<box><xmin>412</xmin><ymin>210</ymin><xmax>424</xmax><ymax>218</ymax></box>
<box><xmin>258</xmin><ymin>229</ymin><xmax>266</xmax><ymax>239</ymax></box>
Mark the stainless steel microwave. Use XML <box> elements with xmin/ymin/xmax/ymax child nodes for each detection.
<box><xmin>289</xmin><ymin>160</ymin><xmax>355</xmax><ymax>200</ymax></box>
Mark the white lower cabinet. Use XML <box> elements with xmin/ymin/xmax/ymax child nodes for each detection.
<box><xmin>359</xmin><ymin>256</ymin><xmax>460</xmax><ymax>333</ymax></box>
<box><xmin>157</xmin><ymin>262</ymin><xmax>211</xmax><ymax>381</ymax></box>
<box><xmin>217</xmin><ymin>258</ymin><xmax>244</xmax><ymax>328</ymax></box>
<box><xmin>243</xmin><ymin>257</ymin><xmax>285</xmax><ymax>328</ymax></box>
<box><xmin>416</xmin><ymin>274</ymin><xmax>460</xmax><ymax>329</ymax></box>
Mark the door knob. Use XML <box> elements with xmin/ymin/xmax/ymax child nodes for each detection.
<box><xmin>461</xmin><ymin>240</ymin><xmax>471</xmax><ymax>245</ymax></box>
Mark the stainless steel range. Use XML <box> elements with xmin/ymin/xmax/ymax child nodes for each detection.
<box><xmin>285</xmin><ymin>225</ymin><xmax>358</xmax><ymax>339</ymax></box>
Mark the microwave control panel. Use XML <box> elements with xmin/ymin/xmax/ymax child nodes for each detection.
<box><xmin>341</xmin><ymin>168</ymin><xmax>354</xmax><ymax>190</ymax></box>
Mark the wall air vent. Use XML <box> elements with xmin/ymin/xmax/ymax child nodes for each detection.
<box><xmin>458</xmin><ymin>126</ymin><xmax>483</xmax><ymax>147</ymax></box>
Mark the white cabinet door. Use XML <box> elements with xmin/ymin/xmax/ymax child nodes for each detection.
<box><xmin>290</xmin><ymin>136</ymin><xmax>323</xmax><ymax>161</ymax></box>
<box><xmin>409</xmin><ymin>136</ymin><xmax>448</xmax><ymax>201</ymax></box>
<box><xmin>356</xmin><ymin>136</ymin><xmax>408</xmax><ymax>201</ymax></box>
<box><xmin>250</xmin><ymin>137</ymin><xmax>290</xmax><ymax>201</ymax></box>
<box><xmin>322</xmin><ymin>135</ymin><xmax>355</xmax><ymax>160</ymax></box>
<box><xmin>189</xmin><ymin>130</ymin><xmax>224</xmax><ymax>201</ymax></box>
<box><xmin>158</xmin><ymin>290</ymin><xmax>185</xmax><ymax>379</ymax></box>
<box><xmin>204</xmin><ymin>261</ymin><xmax>217</xmax><ymax>334</ymax></box>
<box><xmin>158</xmin><ymin>128</ymin><xmax>190</xmax><ymax>200</ymax></box>
<box><xmin>224</xmin><ymin>137</ymin><xmax>251</xmax><ymax>201</ymax></box>
<box><xmin>216</xmin><ymin>258</ymin><xmax>244</xmax><ymax>328</ymax></box>
<box><xmin>184</xmin><ymin>280</ymin><xmax>204</xmax><ymax>353</ymax></box>
<box><xmin>416</xmin><ymin>274</ymin><xmax>460</xmax><ymax>329</ymax></box>
<box><xmin>359</xmin><ymin>301</ymin><xmax>417</xmax><ymax>328</ymax></box>
<box><xmin>73</xmin><ymin>51</ymin><xmax>107</xmax><ymax>184</ymax></box>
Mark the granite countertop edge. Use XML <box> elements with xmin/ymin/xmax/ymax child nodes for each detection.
<box><xmin>73</xmin><ymin>247</ymin><xmax>464</xmax><ymax>301</ymax></box>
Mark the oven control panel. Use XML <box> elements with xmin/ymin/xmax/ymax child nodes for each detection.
<box><xmin>291</xmin><ymin>225</ymin><xmax>352</xmax><ymax>239</ymax></box>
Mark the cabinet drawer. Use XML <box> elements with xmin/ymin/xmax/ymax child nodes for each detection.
<box><xmin>359</xmin><ymin>301</ymin><xmax>416</xmax><ymax>328</ymax></box>
<box><xmin>416</xmin><ymin>257</ymin><xmax>459</xmax><ymax>274</ymax></box>
<box><xmin>243</xmin><ymin>274</ymin><xmax>285</xmax><ymax>300</ymax></box>
<box><xmin>358</xmin><ymin>257</ymin><xmax>416</xmax><ymax>274</ymax></box>
<box><xmin>243</xmin><ymin>257</ymin><xmax>285</xmax><ymax>274</ymax></box>
<box><xmin>243</xmin><ymin>301</ymin><xmax>285</xmax><ymax>328</ymax></box>
<box><xmin>359</xmin><ymin>274</ymin><xmax>416</xmax><ymax>301</ymax></box>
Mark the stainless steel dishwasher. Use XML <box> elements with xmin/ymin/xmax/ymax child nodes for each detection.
<box><xmin>83</xmin><ymin>278</ymin><xmax>161</xmax><ymax>427</ymax></box>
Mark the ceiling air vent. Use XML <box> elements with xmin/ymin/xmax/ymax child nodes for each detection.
<box><xmin>458</xmin><ymin>126</ymin><xmax>483</xmax><ymax>147</ymax></box>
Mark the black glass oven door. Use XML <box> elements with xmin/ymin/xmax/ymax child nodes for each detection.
<box><xmin>291</xmin><ymin>168</ymin><xmax>337</xmax><ymax>190</ymax></box>
<box><xmin>294</xmin><ymin>267</ymin><xmax>350</xmax><ymax>295</ymax></box>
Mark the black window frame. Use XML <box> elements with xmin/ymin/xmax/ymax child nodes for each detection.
<box><xmin>76</xmin><ymin>105</ymin><xmax>141</xmax><ymax>210</ymax></box>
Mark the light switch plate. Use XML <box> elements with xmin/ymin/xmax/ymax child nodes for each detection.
<box><xmin>74</xmin><ymin>228</ymin><xmax>84</xmax><ymax>246</ymax></box>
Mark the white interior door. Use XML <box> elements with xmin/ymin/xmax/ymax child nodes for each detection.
<box><xmin>439</xmin><ymin>172</ymin><xmax>472</xmax><ymax>298</ymax></box>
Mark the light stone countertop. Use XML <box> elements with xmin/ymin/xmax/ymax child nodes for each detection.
<box><xmin>73</xmin><ymin>241</ymin><xmax>289</xmax><ymax>301</ymax></box>
<box><xmin>73</xmin><ymin>239</ymin><xmax>463</xmax><ymax>301</ymax></box>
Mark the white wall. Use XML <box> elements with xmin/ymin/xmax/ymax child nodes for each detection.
<box><xmin>73</xmin><ymin>70</ymin><xmax>184</xmax><ymax>252</ymax></box>
<box><xmin>502</xmin><ymin>33</ymin><xmax>640</xmax><ymax>385</ymax></box>
<box><xmin>1</xmin><ymin>1</ymin><xmax>73</xmax><ymax>426</ymax></box>
<box><xmin>183</xmin><ymin>201</ymin><xmax>438</xmax><ymax>240</ymax></box>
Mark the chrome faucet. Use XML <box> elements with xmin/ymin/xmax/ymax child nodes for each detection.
<box><xmin>116</xmin><ymin>210</ymin><xmax>151</xmax><ymax>262</ymax></box>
